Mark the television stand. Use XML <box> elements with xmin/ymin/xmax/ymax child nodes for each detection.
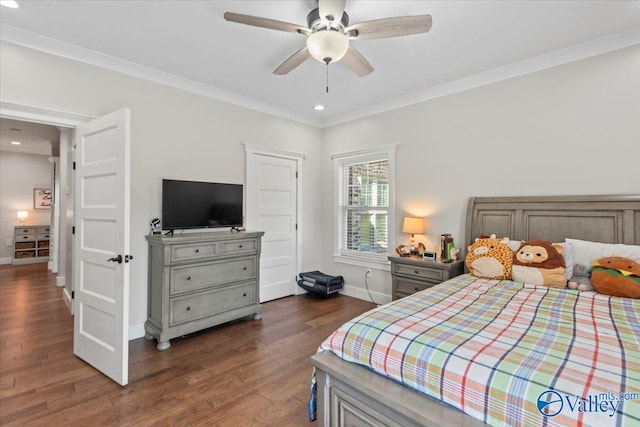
<box><xmin>144</xmin><ymin>230</ymin><xmax>265</xmax><ymax>350</ymax></box>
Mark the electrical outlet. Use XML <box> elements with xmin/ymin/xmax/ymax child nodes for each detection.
<box><xmin>365</xmin><ymin>269</ymin><xmax>372</xmax><ymax>278</ymax></box>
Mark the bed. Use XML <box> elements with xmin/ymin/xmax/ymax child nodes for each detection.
<box><xmin>310</xmin><ymin>194</ymin><xmax>640</xmax><ymax>427</ymax></box>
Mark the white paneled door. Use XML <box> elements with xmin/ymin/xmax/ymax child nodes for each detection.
<box><xmin>246</xmin><ymin>149</ymin><xmax>300</xmax><ymax>302</ymax></box>
<box><xmin>73</xmin><ymin>109</ymin><xmax>131</xmax><ymax>386</ymax></box>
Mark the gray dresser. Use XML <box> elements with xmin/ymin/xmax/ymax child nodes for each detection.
<box><xmin>145</xmin><ymin>230</ymin><xmax>264</xmax><ymax>350</ymax></box>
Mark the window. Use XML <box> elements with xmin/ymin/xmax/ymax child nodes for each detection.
<box><xmin>333</xmin><ymin>145</ymin><xmax>396</xmax><ymax>268</ymax></box>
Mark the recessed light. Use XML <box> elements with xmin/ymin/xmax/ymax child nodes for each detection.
<box><xmin>0</xmin><ymin>1</ymin><xmax>19</xmax><ymax>8</ymax></box>
<box><xmin>11</xmin><ymin>141</ymin><xmax>21</xmax><ymax>145</ymax></box>
<box><xmin>314</xmin><ymin>104</ymin><xmax>325</xmax><ymax>111</ymax></box>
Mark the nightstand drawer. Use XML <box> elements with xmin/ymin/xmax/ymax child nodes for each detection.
<box><xmin>394</xmin><ymin>263</ymin><xmax>443</xmax><ymax>282</ymax></box>
<box><xmin>395</xmin><ymin>277</ymin><xmax>437</xmax><ymax>297</ymax></box>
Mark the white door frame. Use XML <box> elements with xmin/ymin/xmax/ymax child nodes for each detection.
<box><xmin>243</xmin><ymin>142</ymin><xmax>305</xmax><ymax>295</ymax></box>
<box><xmin>1</xmin><ymin>101</ymin><xmax>94</xmax><ymax>310</ymax></box>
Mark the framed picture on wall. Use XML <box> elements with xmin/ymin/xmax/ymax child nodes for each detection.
<box><xmin>34</xmin><ymin>188</ymin><xmax>52</xmax><ymax>210</ymax></box>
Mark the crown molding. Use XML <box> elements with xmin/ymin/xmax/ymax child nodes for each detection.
<box><xmin>2</xmin><ymin>24</ymin><xmax>638</xmax><ymax>130</ymax></box>
<box><xmin>0</xmin><ymin>25</ymin><xmax>323</xmax><ymax>128</ymax></box>
<box><xmin>322</xmin><ymin>26</ymin><xmax>640</xmax><ymax>127</ymax></box>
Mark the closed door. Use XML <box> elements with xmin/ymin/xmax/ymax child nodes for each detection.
<box><xmin>246</xmin><ymin>152</ymin><xmax>299</xmax><ymax>302</ymax></box>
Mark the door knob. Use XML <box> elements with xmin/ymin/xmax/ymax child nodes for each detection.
<box><xmin>107</xmin><ymin>254</ymin><xmax>123</xmax><ymax>264</ymax></box>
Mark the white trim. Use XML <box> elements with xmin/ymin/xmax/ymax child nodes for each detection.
<box><xmin>63</xmin><ymin>287</ymin><xmax>73</xmax><ymax>314</ymax></box>
<box><xmin>324</xmin><ymin>27</ymin><xmax>640</xmax><ymax>127</ymax></box>
<box><xmin>244</xmin><ymin>143</ymin><xmax>305</xmax><ymax>299</ymax></box>
<box><xmin>0</xmin><ymin>101</ymin><xmax>94</xmax><ymax>127</ymax></box>
<box><xmin>128</xmin><ymin>323</ymin><xmax>145</xmax><ymax>340</ymax></box>
<box><xmin>55</xmin><ymin>275</ymin><xmax>65</xmax><ymax>288</ymax></box>
<box><xmin>1</xmin><ymin>26</ymin><xmax>321</xmax><ymax>128</ymax></box>
<box><xmin>0</xmin><ymin>257</ymin><xmax>12</xmax><ymax>265</ymax></box>
<box><xmin>333</xmin><ymin>146</ymin><xmax>396</xmax><ymax>270</ymax></box>
<box><xmin>340</xmin><ymin>283</ymin><xmax>391</xmax><ymax>305</ymax></box>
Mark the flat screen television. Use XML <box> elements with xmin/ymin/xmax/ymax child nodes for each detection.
<box><xmin>162</xmin><ymin>179</ymin><xmax>243</xmax><ymax>230</ymax></box>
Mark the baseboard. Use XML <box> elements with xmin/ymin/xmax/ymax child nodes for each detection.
<box><xmin>129</xmin><ymin>323</ymin><xmax>146</xmax><ymax>341</ymax></box>
<box><xmin>62</xmin><ymin>288</ymin><xmax>73</xmax><ymax>314</ymax></box>
<box><xmin>0</xmin><ymin>257</ymin><xmax>12</xmax><ymax>265</ymax></box>
<box><xmin>341</xmin><ymin>284</ymin><xmax>391</xmax><ymax>306</ymax></box>
<box><xmin>55</xmin><ymin>275</ymin><xmax>65</xmax><ymax>288</ymax></box>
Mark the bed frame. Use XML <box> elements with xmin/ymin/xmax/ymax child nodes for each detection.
<box><xmin>311</xmin><ymin>194</ymin><xmax>640</xmax><ymax>427</ymax></box>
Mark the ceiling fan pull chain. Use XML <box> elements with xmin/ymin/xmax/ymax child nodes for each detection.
<box><xmin>326</xmin><ymin>62</ymin><xmax>329</xmax><ymax>93</ymax></box>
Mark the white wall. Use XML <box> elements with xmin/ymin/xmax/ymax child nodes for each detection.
<box><xmin>0</xmin><ymin>151</ymin><xmax>52</xmax><ymax>263</ymax></box>
<box><xmin>0</xmin><ymin>41</ymin><xmax>324</xmax><ymax>336</ymax></box>
<box><xmin>322</xmin><ymin>45</ymin><xmax>640</xmax><ymax>301</ymax></box>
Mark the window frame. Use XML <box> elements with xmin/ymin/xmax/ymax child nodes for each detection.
<box><xmin>332</xmin><ymin>145</ymin><xmax>397</xmax><ymax>270</ymax></box>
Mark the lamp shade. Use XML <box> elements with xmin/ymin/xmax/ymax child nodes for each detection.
<box><xmin>17</xmin><ymin>211</ymin><xmax>28</xmax><ymax>220</ymax></box>
<box><xmin>306</xmin><ymin>30</ymin><xmax>349</xmax><ymax>64</ymax></box>
<box><xmin>402</xmin><ymin>217</ymin><xmax>425</xmax><ymax>235</ymax></box>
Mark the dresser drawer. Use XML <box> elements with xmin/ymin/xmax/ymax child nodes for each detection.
<box><xmin>170</xmin><ymin>256</ymin><xmax>256</xmax><ymax>294</ymax></box>
<box><xmin>15</xmin><ymin>228</ymin><xmax>36</xmax><ymax>235</ymax></box>
<box><xmin>171</xmin><ymin>242</ymin><xmax>219</xmax><ymax>262</ymax></box>
<box><xmin>37</xmin><ymin>227</ymin><xmax>51</xmax><ymax>234</ymax></box>
<box><xmin>170</xmin><ymin>282</ymin><xmax>257</xmax><ymax>326</ymax></box>
<box><xmin>394</xmin><ymin>263</ymin><xmax>443</xmax><ymax>282</ymax></box>
<box><xmin>15</xmin><ymin>234</ymin><xmax>36</xmax><ymax>242</ymax></box>
<box><xmin>220</xmin><ymin>238</ymin><xmax>258</xmax><ymax>255</ymax></box>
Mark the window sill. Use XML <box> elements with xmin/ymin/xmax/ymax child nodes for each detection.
<box><xmin>333</xmin><ymin>254</ymin><xmax>391</xmax><ymax>272</ymax></box>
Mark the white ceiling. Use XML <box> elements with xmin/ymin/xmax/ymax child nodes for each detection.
<box><xmin>1</xmin><ymin>1</ymin><xmax>639</xmax><ymax>128</ymax></box>
<box><xmin>0</xmin><ymin>118</ymin><xmax>57</xmax><ymax>156</ymax></box>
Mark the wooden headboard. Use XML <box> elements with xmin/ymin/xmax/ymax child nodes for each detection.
<box><xmin>465</xmin><ymin>195</ymin><xmax>640</xmax><ymax>250</ymax></box>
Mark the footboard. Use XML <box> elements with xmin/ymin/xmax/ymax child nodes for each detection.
<box><xmin>310</xmin><ymin>351</ymin><xmax>485</xmax><ymax>427</ymax></box>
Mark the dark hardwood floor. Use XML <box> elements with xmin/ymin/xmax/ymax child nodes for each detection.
<box><xmin>0</xmin><ymin>264</ymin><xmax>376</xmax><ymax>426</ymax></box>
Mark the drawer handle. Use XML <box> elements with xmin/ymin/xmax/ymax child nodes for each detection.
<box><xmin>186</xmin><ymin>276</ymin><xmax>191</xmax><ymax>281</ymax></box>
<box><xmin>243</xmin><ymin>293</ymin><xmax>247</xmax><ymax>297</ymax></box>
<box><xmin>414</xmin><ymin>287</ymin><xmax>420</xmax><ymax>291</ymax></box>
<box><xmin>414</xmin><ymin>270</ymin><xmax>419</xmax><ymax>274</ymax></box>
<box><xmin>194</xmin><ymin>248</ymin><xmax>200</xmax><ymax>253</ymax></box>
<box><xmin>186</xmin><ymin>306</ymin><xmax>191</xmax><ymax>311</ymax></box>
<box><xmin>239</xmin><ymin>244</ymin><xmax>243</xmax><ymax>248</ymax></box>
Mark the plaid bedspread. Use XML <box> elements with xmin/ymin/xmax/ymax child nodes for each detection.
<box><xmin>312</xmin><ymin>274</ymin><xmax>640</xmax><ymax>427</ymax></box>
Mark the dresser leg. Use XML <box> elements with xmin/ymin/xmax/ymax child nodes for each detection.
<box><xmin>156</xmin><ymin>340</ymin><xmax>171</xmax><ymax>351</ymax></box>
<box><xmin>144</xmin><ymin>332</ymin><xmax>154</xmax><ymax>341</ymax></box>
<box><xmin>253</xmin><ymin>312</ymin><xmax>263</xmax><ymax>320</ymax></box>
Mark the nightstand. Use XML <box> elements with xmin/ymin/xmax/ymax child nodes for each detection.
<box><xmin>388</xmin><ymin>256</ymin><xmax>465</xmax><ymax>300</ymax></box>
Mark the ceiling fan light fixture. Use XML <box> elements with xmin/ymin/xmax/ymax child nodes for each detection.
<box><xmin>306</xmin><ymin>30</ymin><xmax>349</xmax><ymax>64</ymax></box>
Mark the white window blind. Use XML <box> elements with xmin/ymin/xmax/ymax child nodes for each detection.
<box><xmin>333</xmin><ymin>146</ymin><xmax>396</xmax><ymax>267</ymax></box>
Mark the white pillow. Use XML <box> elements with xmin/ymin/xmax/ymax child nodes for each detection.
<box><xmin>564</xmin><ymin>238</ymin><xmax>640</xmax><ymax>279</ymax></box>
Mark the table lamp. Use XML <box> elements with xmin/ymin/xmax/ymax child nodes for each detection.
<box><xmin>17</xmin><ymin>210</ymin><xmax>28</xmax><ymax>226</ymax></box>
<box><xmin>402</xmin><ymin>216</ymin><xmax>425</xmax><ymax>250</ymax></box>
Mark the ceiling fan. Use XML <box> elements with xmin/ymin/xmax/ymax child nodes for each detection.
<box><xmin>224</xmin><ymin>0</ymin><xmax>432</xmax><ymax>77</ymax></box>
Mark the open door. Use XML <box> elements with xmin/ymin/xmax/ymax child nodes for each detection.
<box><xmin>73</xmin><ymin>109</ymin><xmax>131</xmax><ymax>386</ymax></box>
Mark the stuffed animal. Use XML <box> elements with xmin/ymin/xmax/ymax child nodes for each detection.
<box><xmin>466</xmin><ymin>234</ymin><xmax>512</xmax><ymax>280</ymax></box>
<box><xmin>567</xmin><ymin>263</ymin><xmax>593</xmax><ymax>291</ymax></box>
<box><xmin>591</xmin><ymin>256</ymin><xmax>640</xmax><ymax>298</ymax></box>
<box><xmin>511</xmin><ymin>240</ymin><xmax>566</xmax><ymax>288</ymax></box>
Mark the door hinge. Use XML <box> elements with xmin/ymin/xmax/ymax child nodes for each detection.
<box><xmin>295</xmin><ymin>223</ymin><xmax>298</xmax><ymax>230</ymax></box>
<box><xmin>72</xmin><ymin>226</ymin><xmax>75</xmax><ymax>235</ymax></box>
<box><xmin>71</xmin><ymin>291</ymin><xmax>75</xmax><ymax>299</ymax></box>
<box><xmin>73</xmin><ymin>161</ymin><xmax>76</xmax><ymax>170</ymax></box>
<box><xmin>295</xmin><ymin>171</ymin><xmax>298</xmax><ymax>178</ymax></box>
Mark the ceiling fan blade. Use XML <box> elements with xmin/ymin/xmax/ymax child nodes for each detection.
<box><xmin>318</xmin><ymin>0</ymin><xmax>346</xmax><ymax>23</ymax></box>
<box><xmin>273</xmin><ymin>47</ymin><xmax>311</xmax><ymax>75</ymax></box>
<box><xmin>346</xmin><ymin>15</ymin><xmax>432</xmax><ymax>40</ymax></box>
<box><xmin>224</xmin><ymin>12</ymin><xmax>308</xmax><ymax>34</ymax></box>
<box><xmin>341</xmin><ymin>46</ymin><xmax>374</xmax><ymax>77</ymax></box>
